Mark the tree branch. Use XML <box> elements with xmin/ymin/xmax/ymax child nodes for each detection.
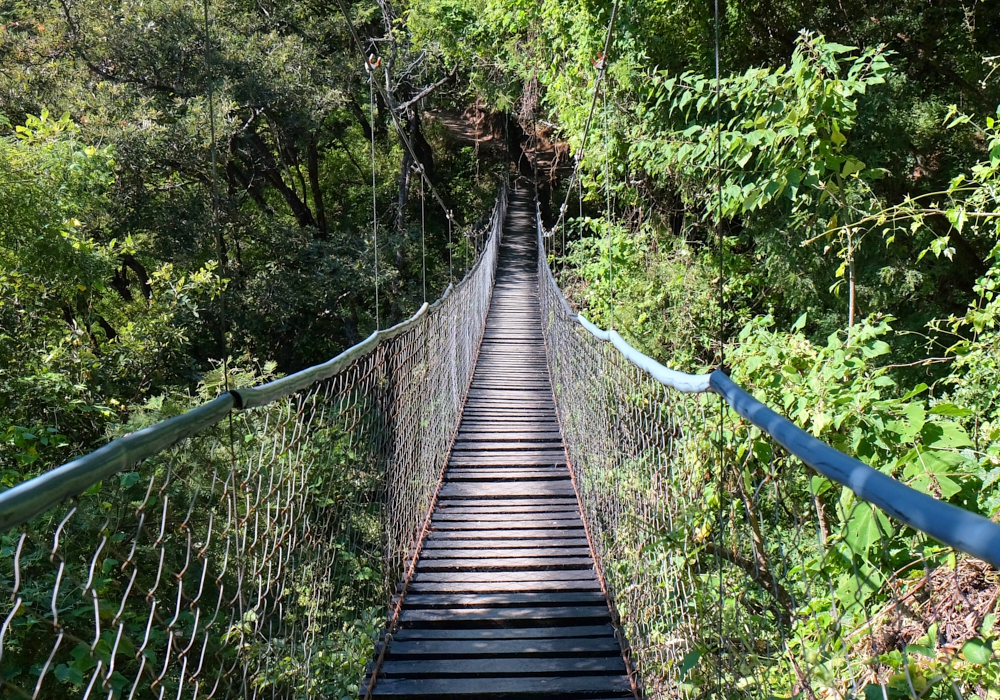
<box><xmin>395</xmin><ymin>67</ymin><xmax>457</xmax><ymax>113</ymax></box>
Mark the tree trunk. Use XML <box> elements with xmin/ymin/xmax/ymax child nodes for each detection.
<box><xmin>395</xmin><ymin>111</ymin><xmax>435</xmax><ymax>230</ymax></box>
<box><xmin>307</xmin><ymin>137</ymin><xmax>329</xmax><ymax>237</ymax></box>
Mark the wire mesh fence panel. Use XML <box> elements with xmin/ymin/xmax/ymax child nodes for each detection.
<box><xmin>537</xmin><ymin>222</ymin><xmax>1000</xmax><ymax>699</ymax></box>
<box><xmin>0</xmin><ymin>188</ymin><xmax>506</xmax><ymax>700</ymax></box>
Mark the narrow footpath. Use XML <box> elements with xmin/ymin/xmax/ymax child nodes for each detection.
<box><xmin>367</xmin><ymin>189</ymin><xmax>634</xmax><ymax>699</ymax></box>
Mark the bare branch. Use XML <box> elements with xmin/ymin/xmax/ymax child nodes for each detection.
<box><xmin>395</xmin><ymin>68</ymin><xmax>457</xmax><ymax>113</ymax></box>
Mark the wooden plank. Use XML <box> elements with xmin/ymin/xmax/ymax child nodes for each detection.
<box><xmin>437</xmin><ymin>482</ymin><xmax>576</xmax><ymax>498</ymax></box>
<box><xmin>408</xmin><ymin>579</ymin><xmax>601</xmax><ymax>593</ymax></box>
<box><xmin>452</xmin><ymin>442</ymin><xmax>564</xmax><ymax>451</ymax></box>
<box><xmin>432</xmin><ymin>512</ymin><xmax>580</xmax><ymax>522</ymax></box>
<box><xmin>433</xmin><ymin>505</ymin><xmax>581</xmax><ymax>515</ymax></box>
<box><xmin>370</xmin><ymin>675</ymin><xmax>632</xmax><ymax>698</ymax></box>
<box><xmin>448</xmin><ymin>450</ymin><xmax>566</xmax><ymax>459</ymax></box>
<box><xmin>421</xmin><ymin>539</ymin><xmax>590</xmax><ymax>550</ymax></box>
<box><xmin>455</xmin><ymin>433</ymin><xmax>564</xmax><ymax>442</ymax></box>
<box><xmin>415</xmin><ymin>557</ymin><xmax>595</xmax><ymax>571</ymax></box>
<box><xmin>402</xmin><ymin>592</ymin><xmax>606</xmax><ymax>608</ymax></box>
<box><xmin>424</xmin><ymin>529</ymin><xmax>586</xmax><ymax>540</ymax></box>
<box><xmin>447</xmin><ymin>452</ymin><xmax>566</xmax><ymax>462</ymax></box>
<box><xmin>412</xmin><ymin>570</ymin><xmax>597</xmax><ymax>583</ymax></box>
<box><xmin>379</xmin><ymin>657</ymin><xmax>627</xmax><ymax>677</ymax></box>
<box><xmin>442</xmin><ymin>470</ymin><xmax>568</xmax><ymax>481</ymax></box>
<box><xmin>430</xmin><ymin>520</ymin><xmax>583</xmax><ymax>531</ymax></box>
<box><xmin>419</xmin><ymin>548</ymin><xmax>593</xmax><ymax>559</ymax></box>
<box><xmin>434</xmin><ymin>498</ymin><xmax>578</xmax><ymax>508</ymax></box>
<box><xmin>391</xmin><ymin>625</ymin><xmax>616</xmax><ymax>641</ymax></box>
<box><xmin>407</xmin><ymin>580</ymin><xmax>603</xmax><ymax>593</ymax></box>
<box><xmin>398</xmin><ymin>605</ymin><xmax>611</xmax><ymax>625</ymax></box>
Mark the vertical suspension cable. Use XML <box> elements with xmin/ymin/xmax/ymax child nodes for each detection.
<box><xmin>447</xmin><ymin>212</ymin><xmax>453</xmax><ymax>283</ymax></box>
<box><xmin>202</xmin><ymin>0</ymin><xmax>226</xmax><ymax>391</ymax></box>
<box><xmin>368</xmin><ymin>57</ymin><xmax>380</xmax><ymax>330</ymax></box>
<box><xmin>202</xmin><ymin>0</ymin><xmax>236</xmax><ymax>479</ymax></box>
<box><xmin>603</xmin><ymin>81</ymin><xmax>614</xmax><ymax>330</ymax></box>
<box><xmin>712</xmin><ymin>0</ymin><xmax>726</xmax><ymax>694</ymax></box>
<box><xmin>420</xmin><ymin>167</ymin><xmax>426</xmax><ymax>302</ymax></box>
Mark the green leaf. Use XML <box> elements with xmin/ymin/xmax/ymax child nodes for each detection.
<box><xmin>928</xmin><ymin>403</ymin><xmax>973</xmax><ymax>417</ymax></box>
<box><xmin>680</xmin><ymin>648</ymin><xmax>701</xmax><ymax>678</ymax></box>
<box><xmin>920</xmin><ymin>422</ymin><xmax>972</xmax><ymax>449</ymax></box>
<box><xmin>118</xmin><ymin>472</ymin><xmax>141</xmax><ymax>489</ymax></box>
<box><xmin>962</xmin><ymin>637</ymin><xmax>993</xmax><ymax>664</ymax></box>
<box><xmin>902</xmin><ymin>448</ymin><xmax>966</xmax><ymax>499</ymax></box>
<box><xmin>901</xmin><ymin>383</ymin><xmax>929</xmax><ymax>401</ymax></box>
<box><xmin>905</xmin><ymin>643</ymin><xmax>935</xmax><ymax>658</ymax></box>
<box><xmin>841</xmin><ymin>157</ymin><xmax>866</xmax><ymax>177</ymax></box>
<box><xmin>902</xmin><ymin>403</ymin><xmax>925</xmax><ymax>434</ymax></box>
<box><xmin>53</xmin><ymin>663</ymin><xmax>85</xmax><ymax>686</ymax></box>
<box><xmin>811</xmin><ymin>476</ymin><xmax>833</xmax><ymax>496</ymax></box>
<box><xmin>844</xmin><ymin>505</ymin><xmax>892</xmax><ymax>557</ymax></box>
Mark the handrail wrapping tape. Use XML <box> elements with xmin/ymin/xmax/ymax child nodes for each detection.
<box><xmin>0</xmin><ymin>394</ymin><xmax>235</xmax><ymax>531</ymax></box>
<box><xmin>710</xmin><ymin>370</ymin><xmax>1000</xmax><ymax>568</ymax></box>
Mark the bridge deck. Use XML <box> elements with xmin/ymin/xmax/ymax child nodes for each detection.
<box><xmin>368</xmin><ymin>190</ymin><xmax>634</xmax><ymax>699</ymax></box>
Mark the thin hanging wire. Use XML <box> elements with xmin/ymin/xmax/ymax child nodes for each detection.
<box><xmin>603</xmin><ymin>81</ymin><xmax>614</xmax><ymax>330</ymax></box>
<box><xmin>420</xmin><ymin>166</ymin><xmax>427</xmax><ymax>302</ymax></box>
<box><xmin>715</xmin><ymin>3</ymin><xmax>724</xmax><ymax>365</ymax></box>
<box><xmin>712</xmin><ymin>1</ymin><xmax>726</xmax><ymax>697</ymax></box>
<box><xmin>448</xmin><ymin>212</ymin><xmax>453</xmax><ymax>283</ymax></box>
<box><xmin>337</xmin><ymin>0</ymin><xmax>450</xmax><ymax>222</ymax></box>
<box><xmin>202</xmin><ymin>0</ymin><xmax>227</xmax><ymax>394</ymax></box>
<box><xmin>368</xmin><ymin>56</ymin><xmax>380</xmax><ymax>330</ymax></box>
<box><xmin>547</xmin><ymin>0</ymin><xmax>620</xmax><ymax>240</ymax></box>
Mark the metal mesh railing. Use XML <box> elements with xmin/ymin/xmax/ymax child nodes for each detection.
<box><xmin>536</xmin><ymin>211</ymin><xmax>1000</xmax><ymax>699</ymax></box>
<box><xmin>0</xmin><ymin>185</ymin><xmax>507</xmax><ymax>700</ymax></box>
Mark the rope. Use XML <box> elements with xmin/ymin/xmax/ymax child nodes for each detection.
<box><xmin>448</xmin><ymin>212</ymin><xmax>453</xmax><ymax>283</ymax></box>
<box><xmin>201</xmin><ymin>0</ymin><xmax>238</xmax><ymax>478</ymax></box>
<box><xmin>712</xmin><ymin>1</ymin><xmax>726</xmax><ymax>697</ymax></box>
<box><xmin>367</xmin><ymin>57</ymin><xmax>380</xmax><ymax>330</ymax></box>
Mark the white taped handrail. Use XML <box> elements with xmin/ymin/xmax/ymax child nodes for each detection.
<box><xmin>535</xmin><ymin>202</ymin><xmax>711</xmax><ymax>394</ymax></box>
<box><xmin>575</xmin><ymin>316</ymin><xmax>712</xmax><ymax>393</ymax></box>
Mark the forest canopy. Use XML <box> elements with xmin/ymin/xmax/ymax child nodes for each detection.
<box><xmin>2</xmin><ymin>0</ymin><xmax>1000</xmax><ymax>696</ymax></box>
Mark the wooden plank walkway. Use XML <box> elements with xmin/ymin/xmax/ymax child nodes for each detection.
<box><xmin>367</xmin><ymin>190</ymin><xmax>634</xmax><ymax>699</ymax></box>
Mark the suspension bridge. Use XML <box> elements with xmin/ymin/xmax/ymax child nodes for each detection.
<box><xmin>1</xmin><ymin>181</ymin><xmax>1000</xmax><ymax>700</ymax></box>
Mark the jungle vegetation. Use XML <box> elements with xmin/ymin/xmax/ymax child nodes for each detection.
<box><xmin>3</xmin><ymin>0</ymin><xmax>1000</xmax><ymax>697</ymax></box>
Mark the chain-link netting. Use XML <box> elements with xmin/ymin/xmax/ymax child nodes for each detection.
<box><xmin>536</xmin><ymin>221</ymin><xmax>999</xmax><ymax>698</ymax></box>
<box><xmin>0</xmin><ymin>187</ymin><xmax>507</xmax><ymax>700</ymax></box>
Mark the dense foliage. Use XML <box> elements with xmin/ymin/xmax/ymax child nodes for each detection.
<box><xmin>408</xmin><ymin>0</ymin><xmax>1000</xmax><ymax>695</ymax></box>
<box><xmin>0</xmin><ymin>0</ymin><xmax>500</xmax><ymax>694</ymax></box>
<box><xmin>0</xmin><ymin>0</ymin><xmax>503</xmax><ymax>472</ymax></box>
<box><xmin>4</xmin><ymin>0</ymin><xmax>1000</xmax><ymax>696</ymax></box>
